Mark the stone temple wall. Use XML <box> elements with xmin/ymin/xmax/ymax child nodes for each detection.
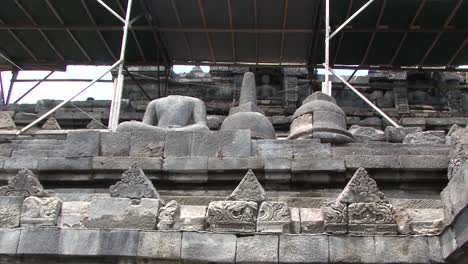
<box><xmin>0</xmin><ymin>125</ymin><xmax>466</xmax><ymax>263</ymax></box>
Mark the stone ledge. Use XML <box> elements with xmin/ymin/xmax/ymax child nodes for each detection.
<box><xmin>0</xmin><ymin>228</ymin><xmax>443</xmax><ymax>263</ymax></box>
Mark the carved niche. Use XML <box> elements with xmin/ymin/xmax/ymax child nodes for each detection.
<box><xmin>206</xmin><ymin>201</ymin><xmax>258</xmax><ymax>232</ymax></box>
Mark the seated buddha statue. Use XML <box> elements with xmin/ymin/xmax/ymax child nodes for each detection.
<box><xmin>116</xmin><ymin>95</ymin><xmax>209</xmax><ymax>132</ymax></box>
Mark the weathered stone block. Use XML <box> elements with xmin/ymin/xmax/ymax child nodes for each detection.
<box><xmin>257</xmin><ymin>201</ymin><xmax>290</xmax><ymax>233</ymax></box>
<box><xmin>130</xmin><ymin>131</ymin><xmax>166</xmax><ymax>157</ymax></box>
<box><xmin>264</xmin><ymin>157</ymin><xmax>291</xmax><ymax>171</ymax></box>
<box><xmin>37</xmin><ymin>158</ymin><xmax>92</xmax><ymax>171</ymax></box>
<box><xmin>399</xmin><ymin>155</ymin><xmax>449</xmax><ymax>170</ymax></box>
<box><xmin>300</xmin><ymin>208</ymin><xmax>324</xmax><ymax>233</ymax></box>
<box><xmin>0</xmin><ymin>229</ymin><xmax>21</xmax><ymax>254</ymax></box>
<box><xmin>99</xmin><ymin>229</ymin><xmax>140</xmax><ymax>256</ymax></box>
<box><xmin>375</xmin><ymin>236</ymin><xmax>429</xmax><ymax>263</ymax></box>
<box><xmin>138</xmin><ymin>231</ymin><xmax>182</xmax><ymax>259</ymax></box>
<box><xmin>349</xmin><ymin>125</ymin><xmax>386</xmax><ymax>142</ymax></box>
<box><xmin>191</xmin><ymin>131</ymin><xmax>220</xmax><ymax>157</ymax></box>
<box><xmin>4</xmin><ymin>158</ymin><xmax>38</xmax><ymax>170</ymax></box>
<box><xmin>83</xmin><ymin>197</ymin><xmax>160</xmax><ymax>229</ymax></box>
<box><xmin>453</xmin><ymin>203</ymin><xmax>468</xmax><ymax>247</ymax></box>
<box><xmin>59</xmin><ymin>201</ymin><xmax>89</xmax><ymax>227</ymax></box>
<box><xmin>21</xmin><ymin>196</ymin><xmax>62</xmax><ymax>226</ymax></box>
<box><xmin>428</xmin><ymin>236</ymin><xmax>444</xmax><ymax>263</ymax></box>
<box><xmin>279</xmin><ymin>235</ymin><xmax>329</xmax><ymax>263</ymax></box>
<box><xmin>0</xmin><ymin>196</ymin><xmax>23</xmax><ymax>228</ymax></box>
<box><xmin>255</xmin><ymin>139</ymin><xmax>293</xmax><ymax>158</ymax></box>
<box><xmin>0</xmin><ymin>111</ymin><xmax>16</xmax><ymax>130</ymax></box>
<box><xmin>181</xmin><ymin>232</ymin><xmax>236</xmax><ymax>263</ymax></box>
<box><xmin>290</xmin><ymin>207</ymin><xmax>301</xmax><ymax>234</ymax></box>
<box><xmin>208</xmin><ymin>157</ymin><xmax>264</xmax><ymax>171</ymax></box>
<box><xmin>92</xmin><ymin>157</ymin><xmax>163</xmax><ymax>171</ymax></box>
<box><xmin>17</xmin><ymin>227</ymin><xmax>60</xmax><ymax>255</ymax></box>
<box><xmin>385</xmin><ymin>126</ymin><xmax>423</xmax><ymax>143</ymax></box>
<box><xmin>345</xmin><ymin>155</ymin><xmax>400</xmax><ymax>169</ymax></box>
<box><xmin>178</xmin><ymin>205</ymin><xmax>206</xmax><ymax>231</ymax></box>
<box><xmin>59</xmin><ymin>228</ymin><xmax>100</xmax><ymax>255</ymax></box>
<box><xmin>440</xmin><ymin>227</ymin><xmax>457</xmax><ymax>259</ymax></box>
<box><xmin>292</xmin><ymin>140</ymin><xmax>331</xmax><ymax>158</ymax></box>
<box><xmin>219</xmin><ymin>130</ymin><xmax>252</xmax><ymax>157</ymax></box>
<box><xmin>403</xmin><ymin>130</ymin><xmax>446</xmax><ymax>144</ymax></box>
<box><xmin>329</xmin><ymin>236</ymin><xmax>376</xmax><ymax>263</ymax></box>
<box><xmin>164</xmin><ymin>131</ymin><xmax>193</xmax><ymax>157</ymax></box>
<box><xmin>206</xmin><ymin>201</ymin><xmax>257</xmax><ymax>232</ymax></box>
<box><xmin>100</xmin><ymin>132</ymin><xmax>131</xmax><ymax>156</ymax></box>
<box><xmin>291</xmin><ymin>158</ymin><xmax>345</xmax><ymax>172</ymax></box>
<box><xmin>236</xmin><ymin>235</ymin><xmax>279</xmax><ymax>263</ymax></box>
<box><xmin>65</xmin><ymin>131</ymin><xmax>100</xmax><ymax>158</ymax></box>
<box><xmin>164</xmin><ymin>157</ymin><xmax>208</xmax><ymax>173</ymax></box>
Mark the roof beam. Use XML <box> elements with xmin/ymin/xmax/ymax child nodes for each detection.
<box><xmin>44</xmin><ymin>0</ymin><xmax>92</xmax><ymax>61</ymax></box>
<box><xmin>2</xmin><ymin>25</ymin><xmax>468</xmax><ymax>34</ymax></box>
<box><xmin>279</xmin><ymin>0</ymin><xmax>289</xmax><ymax>64</ymax></box>
<box><xmin>138</xmin><ymin>0</ymin><xmax>171</xmax><ymax>66</ymax></box>
<box><xmin>13</xmin><ymin>0</ymin><xmax>65</xmax><ymax>62</ymax></box>
<box><xmin>447</xmin><ymin>36</ymin><xmax>468</xmax><ymax>66</ymax></box>
<box><xmin>197</xmin><ymin>0</ymin><xmax>216</xmax><ymax>63</ymax></box>
<box><xmin>115</xmin><ymin>0</ymin><xmax>146</xmax><ymax>62</ymax></box>
<box><xmin>418</xmin><ymin>0</ymin><xmax>463</xmax><ymax>67</ymax></box>
<box><xmin>333</xmin><ymin>0</ymin><xmax>354</xmax><ymax>65</ymax></box>
<box><xmin>81</xmin><ymin>0</ymin><xmax>117</xmax><ymax>60</ymax></box>
<box><xmin>389</xmin><ymin>0</ymin><xmax>426</xmax><ymax>65</ymax></box>
<box><xmin>360</xmin><ymin>0</ymin><xmax>386</xmax><ymax>65</ymax></box>
<box><xmin>227</xmin><ymin>0</ymin><xmax>236</xmax><ymax>63</ymax></box>
<box><xmin>0</xmin><ymin>21</ymin><xmax>38</xmax><ymax>62</ymax></box>
<box><xmin>170</xmin><ymin>0</ymin><xmax>193</xmax><ymax>61</ymax></box>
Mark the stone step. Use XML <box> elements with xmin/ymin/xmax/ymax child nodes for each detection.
<box><xmin>15</xmin><ymin>143</ymin><xmax>66</xmax><ymax>151</ymax></box>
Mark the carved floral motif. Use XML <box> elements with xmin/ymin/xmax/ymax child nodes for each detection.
<box><xmin>348</xmin><ymin>202</ymin><xmax>395</xmax><ymax>224</ymax></box>
<box><xmin>337</xmin><ymin>167</ymin><xmax>386</xmax><ymax>204</ymax></box>
<box><xmin>21</xmin><ymin>196</ymin><xmax>62</xmax><ymax>226</ymax></box>
<box><xmin>109</xmin><ymin>164</ymin><xmax>160</xmax><ymax>199</ymax></box>
<box><xmin>322</xmin><ymin>201</ymin><xmax>347</xmax><ymax>224</ymax></box>
<box><xmin>157</xmin><ymin>200</ymin><xmax>180</xmax><ymax>230</ymax></box>
<box><xmin>257</xmin><ymin>201</ymin><xmax>290</xmax><ymax>222</ymax></box>
<box><xmin>206</xmin><ymin>201</ymin><xmax>258</xmax><ymax>232</ymax></box>
<box><xmin>227</xmin><ymin>169</ymin><xmax>265</xmax><ymax>203</ymax></box>
<box><xmin>0</xmin><ymin>168</ymin><xmax>49</xmax><ymax>197</ymax></box>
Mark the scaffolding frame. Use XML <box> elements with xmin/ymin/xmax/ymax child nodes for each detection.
<box><xmin>322</xmin><ymin>0</ymin><xmax>401</xmax><ymax>128</ymax></box>
<box><xmin>14</xmin><ymin>0</ymin><xmax>136</xmax><ymax>135</ymax></box>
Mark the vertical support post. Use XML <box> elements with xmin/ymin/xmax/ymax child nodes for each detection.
<box><xmin>6</xmin><ymin>71</ymin><xmax>18</xmax><ymax>106</ymax></box>
<box><xmin>323</xmin><ymin>0</ymin><xmax>331</xmax><ymax>96</ymax></box>
<box><xmin>108</xmin><ymin>0</ymin><xmax>133</xmax><ymax>131</ymax></box>
<box><xmin>0</xmin><ymin>72</ymin><xmax>5</xmax><ymax>105</ymax></box>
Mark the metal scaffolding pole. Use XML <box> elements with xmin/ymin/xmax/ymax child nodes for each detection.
<box><xmin>0</xmin><ymin>72</ymin><xmax>4</xmax><ymax>105</ymax></box>
<box><xmin>17</xmin><ymin>60</ymin><xmax>122</xmax><ymax>135</ymax></box>
<box><xmin>108</xmin><ymin>0</ymin><xmax>133</xmax><ymax>131</ymax></box>
<box><xmin>13</xmin><ymin>71</ymin><xmax>54</xmax><ymax>104</ymax></box>
<box><xmin>323</xmin><ymin>0</ymin><xmax>375</xmax><ymax>96</ymax></box>
<box><xmin>328</xmin><ymin>67</ymin><xmax>401</xmax><ymax>128</ymax></box>
<box><xmin>322</xmin><ymin>0</ymin><xmax>331</xmax><ymax>95</ymax></box>
<box><xmin>6</xmin><ymin>71</ymin><xmax>18</xmax><ymax>106</ymax></box>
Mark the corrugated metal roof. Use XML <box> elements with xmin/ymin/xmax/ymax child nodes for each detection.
<box><xmin>0</xmin><ymin>0</ymin><xmax>467</xmax><ymax>70</ymax></box>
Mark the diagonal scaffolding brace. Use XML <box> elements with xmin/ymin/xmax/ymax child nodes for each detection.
<box><xmin>17</xmin><ymin>0</ymin><xmax>134</xmax><ymax>134</ymax></box>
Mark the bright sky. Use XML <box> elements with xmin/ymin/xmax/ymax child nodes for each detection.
<box><xmin>0</xmin><ymin>65</ymin><xmax>363</xmax><ymax>104</ymax></box>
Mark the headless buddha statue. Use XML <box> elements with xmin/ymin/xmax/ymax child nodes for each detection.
<box><xmin>116</xmin><ymin>95</ymin><xmax>209</xmax><ymax>132</ymax></box>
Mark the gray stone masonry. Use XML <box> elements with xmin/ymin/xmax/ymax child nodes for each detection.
<box><xmin>130</xmin><ymin>131</ymin><xmax>166</xmax><ymax>157</ymax></box>
<box><xmin>236</xmin><ymin>235</ymin><xmax>278</xmax><ymax>263</ymax></box>
<box><xmin>100</xmin><ymin>132</ymin><xmax>131</xmax><ymax>156</ymax></box>
<box><xmin>65</xmin><ymin>131</ymin><xmax>100</xmax><ymax>158</ymax></box>
<box><xmin>182</xmin><ymin>232</ymin><xmax>237</xmax><ymax>263</ymax></box>
<box><xmin>20</xmin><ymin>196</ymin><xmax>62</xmax><ymax>226</ymax></box>
<box><xmin>0</xmin><ymin>197</ymin><xmax>23</xmax><ymax>228</ymax></box>
<box><xmin>164</xmin><ymin>131</ymin><xmax>192</xmax><ymax>157</ymax></box>
<box><xmin>83</xmin><ymin>197</ymin><xmax>160</xmax><ymax>229</ymax></box>
<box><xmin>0</xmin><ymin>228</ymin><xmax>445</xmax><ymax>263</ymax></box>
